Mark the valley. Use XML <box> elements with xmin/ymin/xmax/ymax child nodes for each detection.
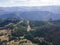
<box><xmin>0</xmin><ymin>6</ymin><xmax>60</xmax><ymax>45</ymax></box>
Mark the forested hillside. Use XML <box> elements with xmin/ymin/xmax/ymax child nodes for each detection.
<box><xmin>0</xmin><ymin>18</ymin><xmax>60</xmax><ymax>45</ymax></box>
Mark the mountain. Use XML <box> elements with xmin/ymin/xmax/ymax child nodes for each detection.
<box><xmin>19</xmin><ymin>11</ymin><xmax>60</xmax><ymax>20</ymax></box>
<box><xmin>0</xmin><ymin>6</ymin><xmax>60</xmax><ymax>20</ymax></box>
<box><xmin>0</xmin><ymin>13</ymin><xmax>19</xmax><ymax>19</ymax></box>
<box><xmin>0</xmin><ymin>11</ymin><xmax>60</xmax><ymax>20</ymax></box>
<box><xmin>0</xmin><ymin>6</ymin><xmax>60</xmax><ymax>14</ymax></box>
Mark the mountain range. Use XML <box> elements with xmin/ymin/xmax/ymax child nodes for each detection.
<box><xmin>0</xmin><ymin>6</ymin><xmax>60</xmax><ymax>20</ymax></box>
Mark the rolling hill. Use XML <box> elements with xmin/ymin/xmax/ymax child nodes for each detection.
<box><xmin>0</xmin><ymin>6</ymin><xmax>60</xmax><ymax>20</ymax></box>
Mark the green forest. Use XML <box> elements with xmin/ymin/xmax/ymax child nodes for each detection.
<box><xmin>0</xmin><ymin>18</ymin><xmax>60</xmax><ymax>45</ymax></box>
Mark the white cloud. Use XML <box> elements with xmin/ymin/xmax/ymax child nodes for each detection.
<box><xmin>0</xmin><ymin>0</ymin><xmax>60</xmax><ymax>7</ymax></box>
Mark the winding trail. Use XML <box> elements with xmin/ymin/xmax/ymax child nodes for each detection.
<box><xmin>27</xmin><ymin>20</ymin><xmax>31</xmax><ymax>32</ymax></box>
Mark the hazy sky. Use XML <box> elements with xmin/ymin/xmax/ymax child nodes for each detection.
<box><xmin>0</xmin><ymin>0</ymin><xmax>60</xmax><ymax>7</ymax></box>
